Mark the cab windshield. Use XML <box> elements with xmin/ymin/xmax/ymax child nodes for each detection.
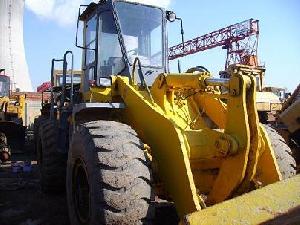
<box><xmin>114</xmin><ymin>2</ymin><xmax>163</xmax><ymax>68</ymax></box>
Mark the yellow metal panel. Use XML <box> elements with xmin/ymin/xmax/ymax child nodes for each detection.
<box><xmin>192</xmin><ymin>170</ymin><xmax>217</xmax><ymax>194</ymax></box>
<box><xmin>82</xmin><ymin>90</ymin><xmax>91</xmax><ymax>102</ymax></box>
<box><xmin>3</xmin><ymin>94</ymin><xmax>26</xmax><ymax>121</ymax></box>
<box><xmin>270</xmin><ymin>102</ymin><xmax>282</xmax><ymax>111</ymax></box>
<box><xmin>190</xmin><ymin>158</ymin><xmax>222</xmax><ymax>170</ymax></box>
<box><xmin>255</xmin><ymin>125</ymin><xmax>281</xmax><ymax>184</ymax></box>
<box><xmin>256</xmin><ymin>102</ymin><xmax>270</xmax><ymax>111</ymax></box>
<box><xmin>208</xmin><ymin>75</ymin><xmax>251</xmax><ymax>204</ymax></box>
<box><xmin>193</xmin><ymin>94</ymin><xmax>227</xmax><ymax>129</ymax></box>
<box><xmin>234</xmin><ymin>75</ymin><xmax>261</xmax><ymax>193</ymax></box>
<box><xmin>90</xmin><ymin>86</ymin><xmax>112</xmax><ymax>102</ymax></box>
<box><xmin>182</xmin><ymin>175</ymin><xmax>300</xmax><ymax>225</ymax></box>
<box><xmin>165</xmin><ymin>73</ymin><xmax>210</xmax><ymax>89</ymax></box>
<box><xmin>151</xmin><ymin>74</ymin><xmax>208</xmax><ymax>130</ymax></box>
<box><xmin>185</xmin><ymin>129</ymin><xmax>237</xmax><ymax>160</ymax></box>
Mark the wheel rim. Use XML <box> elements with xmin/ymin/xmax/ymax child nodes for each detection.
<box><xmin>73</xmin><ymin>159</ymin><xmax>90</xmax><ymax>224</ymax></box>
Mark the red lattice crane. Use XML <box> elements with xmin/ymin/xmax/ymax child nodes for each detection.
<box><xmin>169</xmin><ymin>18</ymin><xmax>260</xmax><ymax>69</ymax></box>
<box><xmin>37</xmin><ymin>81</ymin><xmax>51</xmax><ymax>92</ymax></box>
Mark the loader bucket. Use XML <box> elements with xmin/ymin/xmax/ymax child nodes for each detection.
<box><xmin>0</xmin><ymin>121</ymin><xmax>25</xmax><ymax>152</ymax></box>
<box><xmin>181</xmin><ymin>175</ymin><xmax>300</xmax><ymax>225</ymax></box>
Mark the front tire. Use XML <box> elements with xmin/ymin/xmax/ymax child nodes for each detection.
<box><xmin>264</xmin><ymin>124</ymin><xmax>296</xmax><ymax>179</ymax></box>
<box><xmin>66</xmin><ymin>121</ymin><xmax>154</xmax><ymax>225</ymax></box>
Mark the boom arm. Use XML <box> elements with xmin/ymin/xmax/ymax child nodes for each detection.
<box><xmin>169</xmin><ymin>19</ymin><xmax>259</xmax><ymax>68</ymax></box>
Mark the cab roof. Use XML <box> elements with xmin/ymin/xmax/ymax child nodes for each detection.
<box><xmin>79</xmin><ymin>0</ymin><xmax>164</xmax><ymax>21</ymax></box>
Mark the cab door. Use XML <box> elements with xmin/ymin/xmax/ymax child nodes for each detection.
<box><xmin>83</xmin><ymin>14</ymin><xmax>98</xmax><ymax>91</ymax></box>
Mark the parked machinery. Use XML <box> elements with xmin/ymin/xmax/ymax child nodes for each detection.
<box><xmin>0</xmin><ymin>69</ymin><xmax>25</xmax><ymax>159</ymax></box>
<box><xmin>275</xmin><ymin>84</ymin><xmax>300</xmax><ymax>171</ymax></box>
<box><xmin>37</xmin><ymin>1</ymin><xmax>299</xmax><ymax>224</ymax></box>
<box><xmin>278</xmin><ymin>84</ymin><xmax>300</xmax><ymax>145</ymax></box>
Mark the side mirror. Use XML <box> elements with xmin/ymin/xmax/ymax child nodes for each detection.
<box><xmin>166</xmin><ymin>11</ymin><xmax>176</xmax><ymax>22</ymax></box>
<box><xmin>166</xmin><ymin>11</ymin><xmax>185</xmax><ymax>47</ymax></box>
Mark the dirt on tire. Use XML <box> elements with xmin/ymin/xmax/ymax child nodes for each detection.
<box><xmin>263</xmin><ymin>124</ymin><xmax>296</xmax><ymax>179</ymax></box>
<box><xmin>66</xmin><ymin>120</ymin><xmax>154</xmax><ymax>225</ymax></box>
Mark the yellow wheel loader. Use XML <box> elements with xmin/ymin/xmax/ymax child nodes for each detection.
<box><xmin>38</xmin><ymin>1</ymin><xmax>299</xmax><ymax>224</ymax></box>
<box><xmin>273</xmin><ymin>84</ymin><xmax>300</xmax><ymax>172</ymax></box>
<box><xmin>0</xmin><ymin>70</ymin><xmax>25</xmax><ymax>159</ymax></box>
<box><xmin>277</xmin><ymin>84</ymin><xmax>300</xmax><ymax>147</ymax></box>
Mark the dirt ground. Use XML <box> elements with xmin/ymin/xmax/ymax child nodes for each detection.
<box><xmin>0</xmin><ymin>137</ymin><xmax>299</xmax><ymax>225</ymax></box>
<box><xmin>0</xmin><ymin>138</ymin><xmax>178</xmax><ymax>225</ymax></box>
<box><xmin>0</xmin><ymin>142</ymin><xmax>69</xmax><ymax>225</ymax></box>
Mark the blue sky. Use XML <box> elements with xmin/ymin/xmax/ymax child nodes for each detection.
<box><xmin>24</xmin><ymin>0</ymin><xmax>300</xmax><ymax>91</ymax></box>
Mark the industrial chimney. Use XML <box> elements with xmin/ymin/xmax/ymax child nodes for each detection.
<box><xmin>0</xmin><ymin>0</ymin><xmax>33</xmax><ymax>91</ymax></box>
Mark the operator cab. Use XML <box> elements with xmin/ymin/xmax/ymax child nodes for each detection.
<box><xmin>77</xmin><ymin>0</ymin><xmax>168</xmax><ymax>90</ymax></box>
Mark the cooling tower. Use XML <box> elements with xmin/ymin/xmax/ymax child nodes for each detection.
<box><xmin>0</xmin><ymin>0</ymin><xmax>33</xmax><ymax>91</ymax></box>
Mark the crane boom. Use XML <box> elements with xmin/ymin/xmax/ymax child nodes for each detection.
<box><xmin>169</xmin><ymin>18</ymin><xmax>259</xmax><ymax>68</ymax></box>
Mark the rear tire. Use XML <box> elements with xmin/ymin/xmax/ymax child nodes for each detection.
<box><xmin>34</xmin><ymin>116</ymin><xmax>47</xmax><ymax>153</ymax></box>
<box><xmin>263</xmin><ymin>124</ymin><xmax>296</xmax><ymax>179</ymax></box>
<box><xmin>39</xmin><ymin>120</ymin><xmax>67</xmax><ymax>193</ymax></box>
<box><xmin>66</xmin><ymin>120</ymin><xmax>154</xmax><ymax>225</ymax></box>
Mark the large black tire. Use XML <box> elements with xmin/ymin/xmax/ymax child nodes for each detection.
<box><xmin>263</xmin><ymin>124</ymin><xmax>296</xmax><ymax>179</ymax></box>
<box><xmin>66</xmin><ymin>121</ymin><xmax>154</xmax><ymax>225</ymax></box>
<box><xmin>34</xmin><ymin>116</ymin><xmax>47</xmax><ymax>153</ymax></box>
<box><xmin>38</xmin><ymin>120</ymin><xmax>67</xmax><ymax>193</ymax></box>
